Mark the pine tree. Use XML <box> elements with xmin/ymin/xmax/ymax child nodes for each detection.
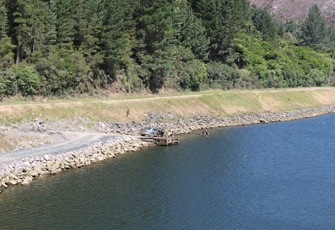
<box><xmin>12</xmin><ymin>0</ymin><xmax>33</xmax><ymax>63</ymax></box>
<box><xmin>0</xmin><ymin>0</ymin><xmax>14</xmax><ymax>70</ymax></box>
<box><xmin>192</xmin><ymin>0</ymin><xmax>245</xmax><ymax>61</ymax></box>
<box><xmin>251</xmin><ymin>7</ymin><xmax>277</xmax><ymax>42</ymax></box>
<box><xmin>0</xmin><ymin>0</ymin><xmax>8</xmax><ymax>39</ymax></box>
<box><xmin>44</xmin><ymin>0</ymin><xmax>57</xmax><ymax>51</ymax></box>
<box><xmin>72</xmin><ymin>0</ymin><xmax>104</xmax><ymax>89</ymax></box>
<box><xmin>134</xmin><ymin>0</ymin><xmax>176</xmax><ymax>91</ymax></box>
<box><xmin>9</xmin><ymin>0</ymin><xmax>51</xmax><ymax>63</ymax></box>
<box><xmin>55</xmin><ymin>0</ymin><xmax>76</xmax><ymax>49</ymax></box>
<box><xmin>99</xmin><ymin>0</ymin><xmax>128</xmax><ymax>81</ymax></box>
<box><xmin>73</xmin><ymin>0</ymin><xmax>103</xmax><ymax>54</ymax></box>
<box><xmin>29</xmin><ymin>0</ymin><xmax>51</xmax><ymax>61</ymax></box>
<box><xmin>173</xmin><ymin>1</ymin><xmax>209</xmax><ymax>61</ymax></box>
<box><xmin>328</xmin><ymin>22</ymin><xmax>335</xmax><ymax>47</ymax></box>
<box><xmin>299</xmin><ymin>4</ymin><xmax>328</xmax><ymax>49</ymax></box>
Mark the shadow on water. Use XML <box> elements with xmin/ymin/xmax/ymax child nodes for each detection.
<box><xmin>1</xmin><ymin>114</ymin><xmax>335</xmax><ymax>229</ymax></box>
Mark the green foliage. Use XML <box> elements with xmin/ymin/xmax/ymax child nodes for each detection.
<box><xmin>173</xmin><ymin>1</ymin><xmax>209</xmax><ymax>60</ymax></box>
<box><xmin>55</xmin><ymin>0</ymin><xmax>76</xmax><ymax>48</ymax></box>
<box><xmin>118</xmin><ymin>62</ymin><xmax>144</xmax><ymax>93</ymax></box>
<box><xmin>0</xmin><ymin>74</ymin><xmax>5</xmax><ymax>99</ymax></box>
<box><xmin>161</xmin><ymin>43</ymin><xmax>208</xmax><ymax>92</ymax></box>
<box><xmin>15</xmin><ymin>65</ymin><xmax>40</xmax><ymax>96</ymax></box>
<box><xmin>0</xmin><ymin>70</ymin><xmax>15</xmax><ymax>100</ymax></box>
<box><xmin>36</xmin><ymin>47</ymin><xmax>93</xmax><ymax>96</ymax></box>
<box><xmin>0</xmin><ymin>0</ymin><xmax>8</xmax><ymax>39</ymax></box>
<box><xmin>133</xmin><ymin>0</ymin><xmax>177</xmax><ymax>92</ymax></box>
<box><xmin>299</xmin><ymin>4</ymin><xmax>329</xmax><ymax>49</ymax></box>
<box><xmin>0</xmin><ymin>36</ymin><xmax>15</xmax><ymax>69</ymax></box>
<box><xmin>232</xmin><ymin>32</ymin><xmax>334</xmax><ymax>88</ymax></box>
<box><xmin>192</xmin><ymin>0</ymin><xmax>245</xmax><ymax>61</ymax></box>
<box><xmin>205</xmin><ymin>61</ymin><xmax>239</xmax><ymax>90</ymax></box>
<box><xmin>181</xmin><ymin>59</ymin><xmax>207</xmax><ymax>91</ymax></box>
<box><xmin>100</xmin><ymin>0</ymin><xmax>128</xmax><ymax>79</ymax></box>
<box><xmin>252</xmin><ymin>7</ymin><xmax>278</xmax><ymax>42</ymax></box>
<box><xmin>0</xmin><ymin>0</ymin><xmax>333</xmax><ymax>98</ymax></box>
<box><xmin>236</xmin><ymin>68</ymin><xmax>260</xmax><ymax>89</ymax></box>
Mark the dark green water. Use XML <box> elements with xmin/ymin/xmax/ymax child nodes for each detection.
<box><xmin>1</xmin><ymin>114</ymin><xmax>335</xmax><ymax>229</ymax></box>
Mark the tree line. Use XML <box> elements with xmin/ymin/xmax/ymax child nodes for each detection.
<box><xmin>0</xmin><ymin>0</ymin><xmax>334</xmax><ymax>99</ymax></box>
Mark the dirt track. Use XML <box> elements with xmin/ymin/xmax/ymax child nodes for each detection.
<box><xmin>0</xmin><ymin>87</ymin><xmax>326</xmax><ymax>108</ymax></box>
<box><xmin>0</xmin><ymin>131</ymin><xmax>128</xmax><ymax>165</ymax></box>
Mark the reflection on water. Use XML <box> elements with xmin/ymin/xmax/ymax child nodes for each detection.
<box><xmin>1</xmin><ymin>114</ymin><xmax>335</xmax><ymax>229</ymax></box>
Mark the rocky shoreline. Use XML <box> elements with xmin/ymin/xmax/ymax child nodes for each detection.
<box><xmin>0</xmin><ymin>136</ymin><xmax>151</xmax><ymax>192</ymax></box>
<box><xmin>1</xmin><ymin>104</ymin><xmax>335</xmax><ymax>193</ymax></box>
<box><xmin>96</xmin><ymin>104</ymin><xmax>335</xmax><ymax>136</ymax></box>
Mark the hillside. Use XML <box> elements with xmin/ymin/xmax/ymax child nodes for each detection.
<box><xmin>250</xmin><ymin>0</ymin><xmax>335</xmax><ymax>22</ymax></box>
<box><xmin>1</xmin><ymin>0</ymin><xmax>334</xmax><ymax>100</ymax></box>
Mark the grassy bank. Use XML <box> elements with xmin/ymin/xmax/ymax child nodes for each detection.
<box><xmin>1</xmin><ymin>88</ymin><xmax>335</xmax><ymax>126</ymax></box>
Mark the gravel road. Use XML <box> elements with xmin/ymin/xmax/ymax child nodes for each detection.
<box><xmin>0</xmin><ymin>132</ymin><xmax>125</xmax><ymax>165</ymax></box>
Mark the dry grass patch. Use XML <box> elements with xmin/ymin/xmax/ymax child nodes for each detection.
<box><xmin>257</xmin><ymin>91</ymin><xmax>320</xmax><ymax>112</ymax></box>
<box><xmin>259</xmin><ymin>97</ymin><xmax>282</xmax><ymax>112</ymax></box>
<box><xmin>1</xmin><ymin>88</ymin><xmax>335</xmax><ymax>128</ymax></box>
<box><xmin>309</xmin><ymin>88</ymin><xmax>335</xmax><ymax>105</ymax></box>
<box><xmin>198</xmin><ymin>92</ymin><xmax>263</xmax><ymax>115</ymax></box>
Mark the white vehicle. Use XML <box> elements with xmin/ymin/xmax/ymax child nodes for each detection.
<box><xmin>140</xmin><ymin>127</ymin><xmax>159</xmax><ymax>137</ymax></box>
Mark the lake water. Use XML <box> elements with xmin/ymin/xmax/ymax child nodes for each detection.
<box><xmin>1</xmin><ymin>114</ymin><xmax>335</xmax><ymax>229</ymax></box>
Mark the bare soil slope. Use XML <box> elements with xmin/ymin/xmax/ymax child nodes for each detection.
<box><xmin>250</xmin><ymin>0</ymin><xmax>335</xmax><ymax>22</ymax></box>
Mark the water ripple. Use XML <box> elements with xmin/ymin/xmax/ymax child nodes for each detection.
<box><xmin>2</xmin><ymin>115</ymin><xmax>335</xmax><ymax>229</ymax></box>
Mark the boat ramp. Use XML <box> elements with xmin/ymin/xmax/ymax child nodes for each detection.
<box><xmin>139</xmin><ymin>134</ymin><xmax>179</xmax><ymax>146</ymax></box>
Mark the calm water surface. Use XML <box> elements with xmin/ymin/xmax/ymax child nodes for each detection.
<box><xmin>1</xmin><ymin>114</ymin><xmax>335</xmax><ymax>229</ymax></box>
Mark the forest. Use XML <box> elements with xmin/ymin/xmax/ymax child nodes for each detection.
<box><xmin>0</xmin><ymin>0</ymin><xmax>335</xmax><ymax>98</ymax></box>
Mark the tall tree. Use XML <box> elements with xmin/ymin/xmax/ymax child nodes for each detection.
<box><xmin>12</xmin><ymin>0</ymin><xmax>33</xmax><ymax>63</ymax></box>
<box><xmin>173</xmin><ymin>0</ymin><xmax>209</xmax><ymax>61</ymax></box>
<box><xmin>299</xmin><ymin>4</ymin><xmax>328</xmax><ymax>49</ymax></box>
<box><xmin>134</xmin><ymin>0</ymin><xmax>176</xmax><ymax>91</ymax></box>
<box><xmin>252</xmin><ymin>7</ymin><xmax>277</xmax><ymax>42</ymax></box>
<box><xmin>100</xmin><ymin>0</ymin><xmax>128</xmax><ymax>81</ymax></box>
<box><xmin>0</xmin><ymin>0</ymin><xmax>14</xmax><ymax>70</ymax></box>
<box><xmin>44</xmin><ymin>0</ymin><xmax>57</xmax><ymax>52</ymax></box>
<box><xmin>55</xmin><ymin>0</ymin><xmax>76</xmax><ymax>49</ymax></box>
<box><xmin>191</xmin><ymin>0</ymin><xmax>245</xmax><ymax>61</ymax></box>
<box><xmin>10</xmin><ymin>0</ymin><xmax>50</xmax><ymax>63</ymax></box>
<box><xmin>73</xmin><ymin>0</ymin><xmax>103</xmax><ymax>54</ymax></box>
<box><xmin>28</xmin><ymin>0</ymin><xmax>51</xmax><ymax>62</ymax></box>
<box><xmin>72</xmin><ymin>0</ymin><xmax>104</xmax><ymax>89</ymax></box>
<box><xmin>0</xmin><ymin>0</ymin><xmax>8</xmax><ymax>39</ymax></box>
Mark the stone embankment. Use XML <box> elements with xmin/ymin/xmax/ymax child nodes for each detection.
<box><xmin>97</xmin><ymin>104</ymin><xmax>335</xmax><ymax>135</ymax></box>
<box><xmin>1</xmin><ymin>104</ymin><xmax>335</xmax><ymax>193</ymax></box>
<box><xmin>0</xmin><ymin>136</ymin><xmax>151</xmax><ymax>192</ymax></box>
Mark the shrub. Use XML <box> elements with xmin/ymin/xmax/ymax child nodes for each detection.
<box><xmin>15</xmin><ymin>65</ymin><xmax>40</xmax><ymax>96</ymax></box>
<box><xmin>0</xmin><ymin>70</ymin><xmax>16</xmax><ymax>98</ymax></box>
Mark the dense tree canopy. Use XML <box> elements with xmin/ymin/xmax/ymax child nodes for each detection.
<box><xmin>0</xmin><ymin>0</ymin><xmax>334</xmax><ymax>99</ymax></box>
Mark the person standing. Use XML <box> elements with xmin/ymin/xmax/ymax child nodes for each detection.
<box><xmin>205</xmin><ymin>129</ymin><xmax>209</xmax><ymax>137</ymax></box>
